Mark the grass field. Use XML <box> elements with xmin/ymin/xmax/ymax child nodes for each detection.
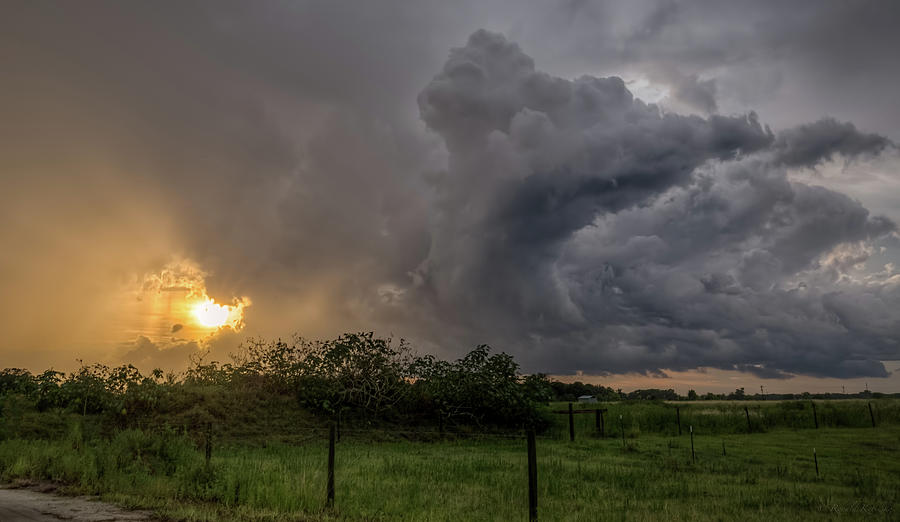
<box><xmin>1</xmin><ymin>401</ymin><xmax>899</xmax><ymax>521</ymax></box>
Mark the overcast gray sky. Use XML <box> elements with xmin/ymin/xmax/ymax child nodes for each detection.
<box><xmin>2</xmin><ymin>0</ymin><xmax>899</xmax><ymax>392</ymax></box>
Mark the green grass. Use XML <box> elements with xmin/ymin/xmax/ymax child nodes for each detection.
<box><xmin>1</xmin><ymin>403</ymin><xmax>899</xmax><ymax>520</ymax></box>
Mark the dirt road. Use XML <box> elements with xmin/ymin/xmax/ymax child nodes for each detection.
<box><xmin>0</xmin><ymin>487</ymin><xmax>153</xmax><ymax>521</ymax></box>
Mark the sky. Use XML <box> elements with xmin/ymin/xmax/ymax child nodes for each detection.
<box><xmin>2</xmin><ymin>1</ymin><xmax>900</xmax><ymax>393</ymax></box>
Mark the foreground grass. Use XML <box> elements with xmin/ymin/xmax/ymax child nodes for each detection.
<box><xmin>1</xmin><ymin>424</ymin><xmax>899</xmax><ymax>521</ymax></box>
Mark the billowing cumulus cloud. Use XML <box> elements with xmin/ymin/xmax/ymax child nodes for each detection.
<box><xmin>398</xmin><ymin>30</ymin><xmax>899</xmax><ymax>378</ymax></box>
<box><xmin>412</xmin><ymin>30</ymin><xmax>772</xmax><ymax>329</ymax></box>
<box><xmin>1</xmin><ymin>1</ymin><xmax>899</xmax><ymax>382</ymax></box>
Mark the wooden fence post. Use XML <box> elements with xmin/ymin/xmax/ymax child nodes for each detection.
<box><xmin>676</xmin><ymin>406</ymin><xmax>682</xmax><ymax>436</ymax></box>
<box><xmin>868</xmin><ymin>403</ymin><xmax>876</xmax><ymax>428</ymax></box>
<box><xmin>813</xmin><ymin>448</ymin><xmax>819</xmax><ymax>477</ymax></box>
<box><xmin>205</xmin><ymin>422</ymin><xmax>212</xmax><ymax>466</ymax></box>
<box><xmin>811</xmin><ymin>401</ymin><xmax>818</xmax><ymax>429</ymax></box>
<box><xmin>527</xmin><ymin>429</ymin><xmax>537</xmax><ymax>522</ymax></box>
<box><xmin>620</xmin><ymin>415</ymin><xmax>625</xmax><ymax>449</ymax></box>
<box><xmin>744</xmin><ymin>406</ymin><xmax>751</xmax><ymax>433</ymax></box>
<box><xmin>568</xmin><ymin>403</ymin><xmax>575</xmax><ymax>442</ymax></box>
<box><xmin>594</xmin><ymin>409</ymin><xmax>602</xmax><ymax>437</ymax></box>
<box><xmin>721</xmin><ymin>440</ymin><xmax>726</xmax><ymax>457</ymax></box>
<box><xmin>327</xmin><ymin>423</ymin><xmax>335</xmax><ymax>508</ymax></box>
<box><xmin>689</xmin><ymin>425</ymin><xmax>695</xmax><ymax>464</ymax></box>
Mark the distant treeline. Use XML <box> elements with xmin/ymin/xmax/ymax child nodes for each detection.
<box><xmin>548</xmin><ymin>382</ymin><xmax>899</xmax><ymax>402</ymax></box>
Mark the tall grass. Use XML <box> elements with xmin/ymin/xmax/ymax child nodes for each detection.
<box><xmin>0</xmin><ymin>400</ymin><xmax>897</xmax><ymax>520</ymax></box>
<box><xmin>1</xmin><ymin>419</ymin><xmax>899</xmax><ymax>520</ymax></box>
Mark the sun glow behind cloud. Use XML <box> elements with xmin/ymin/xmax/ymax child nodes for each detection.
<box><xmin>140</xmin><ymin>259</ymin><xmax>250</xmax><ymax>335</ymax></box>
<box><xmin>191</xmin><ymin>297</ymin><xmax>246</xmax><ymax>330</ymax></box>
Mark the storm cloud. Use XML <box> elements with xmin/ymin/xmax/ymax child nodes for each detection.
<box><xmin>402</xmin><ymin>31</ymin><xmax>899</xmax><ymax>378</ymax></box>
<box><xmin>772</xmin><ymin>118</ymin><xmax>894</xmax><ymax>168</ymax></box>
<box><xmin>1</xmin><ymin>1</ymin><xmax>899</xmax><ymax>381</ymax></box>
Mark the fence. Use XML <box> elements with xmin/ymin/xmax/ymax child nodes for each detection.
<box><xmin>194</xmin><ymin>400</ymin><xmax>893</xmax><ymax>521</ymax></box>
<box><xmin>544</xmin><ymin>399</ymin><xmax>891</xmax><ymax>440</ymax></box>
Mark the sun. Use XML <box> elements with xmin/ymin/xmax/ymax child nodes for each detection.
<box><xmin>192</xmin><ymin>298</ymin><xmax>232</xmax><ymax>328</ymax></box>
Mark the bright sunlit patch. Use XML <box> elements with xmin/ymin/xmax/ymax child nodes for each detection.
<box><xmin>138</xmin><ymin>259</ymin><xmax>250</xmax><ymax>334</ymax></box>
<box><xmin>189</xmin><ymin>296</ymin><xmax>248</xmax><ymax>330</ymax></box>
<box><xmin>624</xmin><ymin>77</ymin><xmax>669</xmax><ymax>104</ymax></box>
<box><xmin>192</xmin><ymin>299</ymin><xmax>231</xmax><ymax>328</ymax></box>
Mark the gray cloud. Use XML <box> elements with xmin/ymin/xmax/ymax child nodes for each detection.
<box><xmin>502</xmin><ymin>1</ymin><xmax>900</xmax><ymax>140</ymax></box>
<box><xmin>554</xmin><ymin>156</ymin><xmax>898</xmax><ymax>377</ymax></box>
<box><xmin>413</xmin><ymin>31</ymin><xmax>773</xmax><ymax>331</ymax></box>
<box><xmin>119</xmin><ymin>329</ymin><xmax>242</xmax><ymax>373</ymax></box>
<box><xmin>671</xmin><ymin>73</ymin><xmax>718</xmax><ymax>115</ymax></box>
<box><xmin>120</xmin><ymin>337</ymin><xmax>204</xmax><ymax>373</ymax></box>
<box><xmin>773</xmin><ymin>118</ymin><xmax>894</xmax><ymax>168</ymax></box>
<box><xmin>401</xmin><ymin>31</ymin><xmax>899</xmax><ymax>378</ymax></box>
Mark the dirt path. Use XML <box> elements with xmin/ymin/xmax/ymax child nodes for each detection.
<box><xmin>0</xmin><ymin>487</ymin><xmax>154</xmax><ymax>521</ymax></box>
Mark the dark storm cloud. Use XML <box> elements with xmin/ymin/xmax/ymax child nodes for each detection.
<box><xmin>555</xmin><ymin>156</ymin><xmax>898</xmax><ymax>378</ymax></box>
<box><xmin>405</xmin><ymin>30</ymin><xmax>899</xmax><ymax>378</ymax></box>
<box><xmin>2</xmin><ymin>1</ymin><xmax>899</xmax><ymax>379</ymax></box>
<box><xmin>772</xmin><ymin>118</ymin><xmax>894</xmax><ymax>168</ymax></box>
<box><xmin>414</xmin><ymin>30</ymin><xmax>772</xmax><ymax>328</ymax></box>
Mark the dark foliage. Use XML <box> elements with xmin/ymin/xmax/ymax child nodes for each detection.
<box><xmin>0</xmin><ymin>333</ymin><xmax>554</xmax><ymax>437</ymax></box>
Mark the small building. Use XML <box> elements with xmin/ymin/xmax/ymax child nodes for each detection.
<box><xmin>577</xmin><ymin>395</ymin><xmax>597</xmax><ymax>403</ymax></box>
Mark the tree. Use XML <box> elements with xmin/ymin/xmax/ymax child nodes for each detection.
<box><xmin>411</xmin><ymin>344</ymin><xmax>542</xmax><ymax>428</ymax></box>
<box><xmin>727</xmin><ymin>387</ymin><xmax>746</xmax><ymax>400</ymax></box>
<box><xmin>34</xmin><ymin>370</ymin><xmax>64</xmax><ymax>411</ymax></box>
<box><xmin>292</xmin><ymin>332</ymin><xmax>415</xmax><ymax>417</ymax></box>
<box><xmin>0</xmin><ymin>369</ymin><xmax>36</xmax><ymax>397</ymax></box>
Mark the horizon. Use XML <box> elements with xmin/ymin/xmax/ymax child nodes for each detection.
<box><xmin>2</xmin><ymin>348</ymin><xmax>898</xmax><ymax>396</ymax></box>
